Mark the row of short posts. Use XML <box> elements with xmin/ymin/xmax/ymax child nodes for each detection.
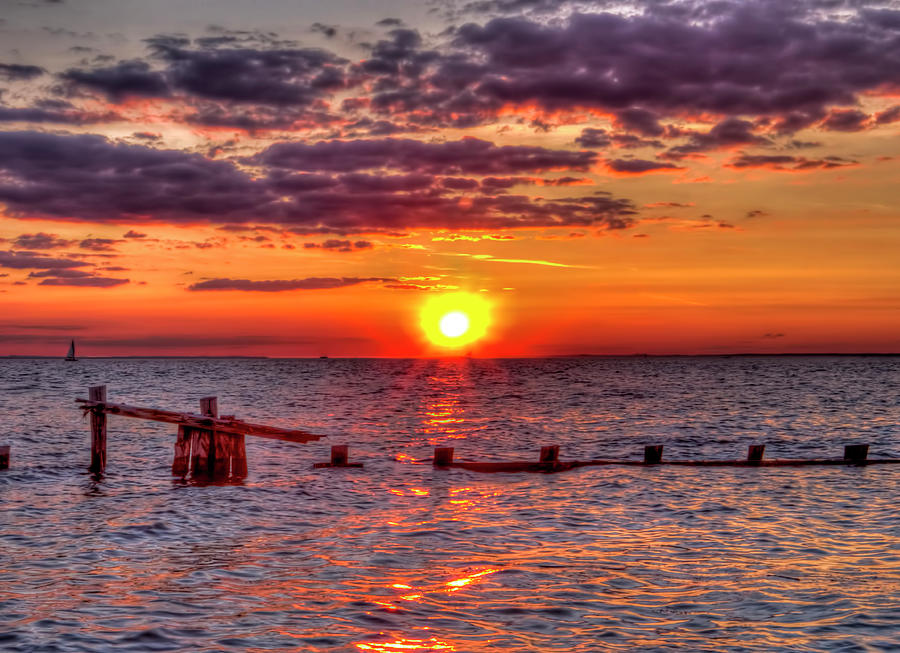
<box><xmin>643</xmin><ymin>443</ymin><xmax>870</xmax><ymax>464</ymax></box>
<box><xmin>431</xmin><ymin>443</ymin><xmax>873</xmax><ymax>467</ymax></box>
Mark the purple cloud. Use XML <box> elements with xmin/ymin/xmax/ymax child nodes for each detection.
<box><xmin>0</xmin><ymin>249</ymin><xmax>89</xmax><ymax>269</ymax></box>
<box><xmin>607</xmin><ymin>159</ymin><xmax>683</xmax><ymax>174</ymax></box>
<box><xmin>37</xmin><ymin>276</ymin><xmax>129</xmax><ymax>287</ymax></box>
<box><xmin>255</xmin><ymin>137</ymin><xmax>596</xmax><ymax>174</ymax></box>
<box><xmin>12</xmin><ymin>233</ymin><xmax>73</xmax><ymax>249</ymax></box>
<box><xmin>0</xmin><ymin>130</ymin><xmax>636</xmax><ymax>232</ymax></box>
<box><xmin>187</xmin><ymin>277</ymin><xmax>394</xmax><ymax>291</ymax></box>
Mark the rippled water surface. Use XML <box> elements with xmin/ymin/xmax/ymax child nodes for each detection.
<box><xmin>1</xmin><ymin>356</ymin><xmax>899</xmax><ymax>652</ymax></box>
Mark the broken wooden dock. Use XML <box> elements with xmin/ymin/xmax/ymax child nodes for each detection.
<box><xmin>76</xmin><ymin>385</ymin><xmax>323</xmax><ymax>480</ymax></box>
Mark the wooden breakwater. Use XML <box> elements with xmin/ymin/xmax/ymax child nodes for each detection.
<box><xmin>76</xmin><ymin>385</ymin><xmax>322</xmax><ymax>480</ymax></box>
<box><xmin>44</xmin><ymin>385</ymin><xmax>897</xmax><ymax>481</ymax></box>
<box><xmin>429</xmin><ymin>443</ymin><xmax>900</xmax><ymax>473</ymax></box>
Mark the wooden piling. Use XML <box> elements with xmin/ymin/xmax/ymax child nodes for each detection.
<box><xmin>644</xmin><ymin>445</ymin><xmax>663</xmax><ymax>464</ymax></box>
<box><xmin>331</xmin><ymin>445</ymin><xmax>348</xmax><ymax>466</ymax></box>
<box><xmin>0</xmin><ymin>445</ymin><xmax>9</xmax><ymax>470</ymax></box>
<box><xmin>88</xmin><ymin>385</ymin><xmax>107</xmax><ymax>474</ymax></box>
<box><xmin>844</xmin><ymin>444</ymin><xmax>869</xmax><ymax>463</ymax></box>
<box><xmin>172</xmin><ymin>425</ymin><xmax>190</xmax><ymax>476</ymax></box>
<box><xmin>539</xmin><ymin>445</ymin><xmax>559</xmax><ymax>463</ymax></box>
<box><xmin>313</xmin><ymin>444</ymin><xmax>362</xmax><ymax>468</ymax></box>
<box><xmin>434</xmin><ymin>447</ymin><xmax>454</xmax><ymax>467</ymax></box>
<box><xmin>747</xmin><ymin>444</ymin><xmax>765</xmax><ymax>463</ymax></box>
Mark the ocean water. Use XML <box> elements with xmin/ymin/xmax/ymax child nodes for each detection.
<box><xmin>1</xmin><ymin>356</ymin><xmax>899</xmax><ymax>652</ymax></box>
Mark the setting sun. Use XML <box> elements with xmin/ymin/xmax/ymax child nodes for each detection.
<box><xmin>439</xmin><ymin>312</ymin><xmax>470</xmax><ymax>338</ymax></box>
<box><xmin>420</xmin><ymin>293</ymin><xmax>491</xmax><ymax>349</ymax></box>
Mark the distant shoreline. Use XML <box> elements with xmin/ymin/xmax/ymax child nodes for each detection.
<box><xmin>2</xmin><ymin>353</ymin><xmax>898</xmax><ymax>360</ymax></box>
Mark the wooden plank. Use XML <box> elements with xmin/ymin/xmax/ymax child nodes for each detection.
<box><xmin>76</xmin><ymin>398</ymin><xmax>322</xmax><ymax>443</ymax></box>
<box><xmin>88</xmin><ymin>385</ymin><xmax>107</xmax><ymax>474</ymax></box>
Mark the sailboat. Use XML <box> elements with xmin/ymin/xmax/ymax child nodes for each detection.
<box><xmin>65</xmin><ymin>340</ymin><xmax>78</xmax><ymax>361</ymax></box>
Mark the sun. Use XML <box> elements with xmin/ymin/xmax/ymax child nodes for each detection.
<box><xmin>420</xmin><ymin>292</ymin><xmax>491</xmax><ymax>348</ymax></box>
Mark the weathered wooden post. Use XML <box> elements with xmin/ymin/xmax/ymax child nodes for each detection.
<box><xmin>331</xmin><ymin>445</ymin><xmax>348</xmax><ymax>466</ymax></box>
<box><xmin>88</xmin><ymin>385</ymin><xmax>107</xmax><ymax>474</ymax></box>
<box><xmin>644</xmin><ymin>445</ymin><xmax>663</xmax><ymax>464</ymax></box>
<box><xmin>747</xmin><ymin>444</ymin><xmax>765</xmax><ymax>463</ymax></box>
<box><xmin>844</xmin><ymin>444</ymin><xmax>869</xmax><ymax>463</ymax></box>
<box><xmin>0</xmin><ymin>445</ymin><xmax>9</xmax><ymax>470</ymax></box>
<box><xmin>314</xmin><ymin>444</ymin><xmax>362</xmax><ymax>468</ymax></box>
<box><xmin>539</xmin><ymin>445</ymin><xmax>559</xmax><ymax>464</ymax></box>
<box><xmin>434</xmin><ymin>447</ymin><xmax>454</xmax><ymax>467</ymax></box>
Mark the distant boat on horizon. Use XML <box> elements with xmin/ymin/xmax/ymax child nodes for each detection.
<box><xmin>65</xmin><ymin>340</ymin><xmax>78</xmax><ymax>361</ymax></box>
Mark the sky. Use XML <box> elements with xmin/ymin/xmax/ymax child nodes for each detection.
<box><xmin>0</xmin><ymin>0</ymin><xmax>898</xmax><ymax>357</ymax></box>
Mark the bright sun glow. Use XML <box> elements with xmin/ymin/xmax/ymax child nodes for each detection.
<box><xmin>439</xmin><ymin>311</ymin><xmax>469</xmax><ymax>338</ymax></box>
<box><xmin>420</xmin><ymin>292</ymin><xmax>491</xmax><ymax>349</ymax></box>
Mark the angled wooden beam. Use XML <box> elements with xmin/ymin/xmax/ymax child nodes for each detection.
<box><xmin>76</xmin><ymin>398</ymin><xmax>323</xmax><ymax>443</ymax></box>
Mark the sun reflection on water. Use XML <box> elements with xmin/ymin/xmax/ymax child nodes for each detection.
<box><xmin>355</xmin><ymin>636</ymin><xmax>455</xmax><ymax>651</ymax></box>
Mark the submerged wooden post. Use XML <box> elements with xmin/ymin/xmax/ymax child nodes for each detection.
<box><xmin>539</xmin><ymin>445</ymin><xmax>559</xmax><ymax>463</ymax></box>
<box><xmin>844</xmin><ymin>444</ymin><xmax>869</xmax><ymax>463</ymax></box>
<box><xmin>313</xmin><ymin>444</ymin><xmax>362</xmax><ymax>468</ymax></box>
<box><xmin>644</xmin><ymin>445</ymin><xmax>663</xmax><ymax>464</ymax></box>
<box><xmin>331</xmin><ymin>445</ymin><xmax>348</xmax><ymax>466</ymax></box>
<box><xmin>434</xmin><ymin>447</ymin><xmax>454</xmax><ymax>467</ymax></box>
<box><xmin>88</xmin><ymin>385</ymin><xmax>107</xmax><ymax>474</ymax></box>
<box><xmin>747</xmin><ymin>444</ymin><xmax>765</xmax><ymax>462</ymax></box>
<box><xmin>0</xmin><ymin>445</ymin><xmax>9</xmax><ymax>470</ymax></box>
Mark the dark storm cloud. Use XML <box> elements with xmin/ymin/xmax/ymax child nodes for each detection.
<box><xmin>0</xmin><ymin>130</ymin><xmax>636</xmax><ymax>232</ymax></box>
<box><xmin>255</xmin><ymin>137</ymin><xmax>596</xmax><ymax>174</ymax></box>
<box><xmin>0</xmin><ymin>63</ymin><xmax>46</xmax><ymax>81</ymax></box>
<box><xmin>187</xmin><ymin>277</ymin><xmax>393</xmax><ymax>291</ymax></box>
